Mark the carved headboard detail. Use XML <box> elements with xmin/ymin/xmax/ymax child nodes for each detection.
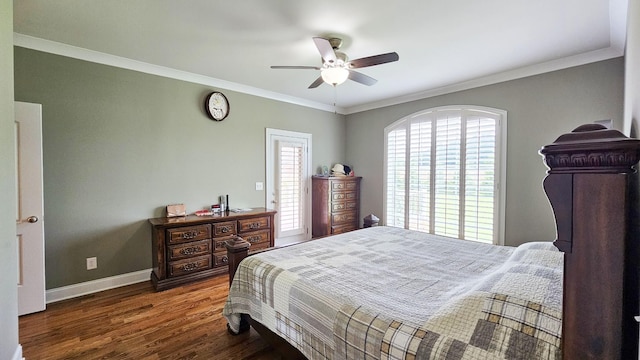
<box><xmin>540</xmin><ymin>123</ymin><xmax>640</xmax><ymax>359</ymax></box>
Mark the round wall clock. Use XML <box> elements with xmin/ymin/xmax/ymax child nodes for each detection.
<box><xmin>205</xmin><ymin>91</ymin><xmax>230</xmax><ymax>121</ymax></box>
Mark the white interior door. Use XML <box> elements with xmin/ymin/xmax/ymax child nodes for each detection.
<box><xmin>266</xmin><ymin>129</ymin><xmax>312</xmax><ymax>246</ymax></box>
<box><xmin>15</xmin><ymin>101</ymin><xmax>46</xmax><ymax>316</ymax></box>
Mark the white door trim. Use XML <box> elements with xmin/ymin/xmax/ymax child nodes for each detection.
<box><xmin>265</xmin><ymin>128</ymin><xmax>312</xmax><ymax>244</ymax></box>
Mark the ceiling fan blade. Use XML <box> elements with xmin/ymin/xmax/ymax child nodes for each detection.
<box><xmin>271</xmin><ymin>65</ymin><xmax>321</xmax><ymax>70</ymax></box>
<box><xmin>308</xmin><ymin>76</ymin><xmax>324</xmax><ymax>89</ymax></box>
<box><xmin>348</xmin><ymin>70</ymin><xmax>378</xmax><ymax>86</ymax></box>
<box><xmin>312</xmin><ymin>37</ymin><xmax>337</xmax><ymax>64</ymax></box>
<box><xmin>349</xmin><ymin>52</ymin><xmax>399</xmax><ymax>69</ymax></box>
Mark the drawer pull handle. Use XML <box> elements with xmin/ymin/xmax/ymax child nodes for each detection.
<box><xmin>220</xmin><ymin>226</ymin><xmax>231</xmax><ymax>233</ymax></box>
<box><xmin>182</xmin><ymin>230</ymin><xmax>198</xmax><ymax>240</ymax></box>
<box><xmin>180</xmin><ymin>246</ymin><xmax>200</xmax><ymax>255</ymax></box>
<box><xmin>181</xmin><ymin>262</ymin><xmax>199</xmax><ymax>272</ymax></box>
<box><xmin>247</xmin><ymin>236</ymin><xmax>261</xmax><ymax>243</ymax></box>
<box><xmin>248</xmin><ymin>222</ymin><xmax>261</xmax><ymax>229</ymax></box>
<box><xmin>221</xmin><ymin>256</ymin><xmax>228</xmax><ymax>264</ymax></box>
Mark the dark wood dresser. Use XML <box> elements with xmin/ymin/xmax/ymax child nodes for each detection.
<box><xmin>148</xmin><ymin>208</ymin><xmax>275</xmax><ymax>290</ymax></box>
<box><xmin>312</xmin><ymin>176</ymin><xmax>362</xmax><ymax>238</ymax></box>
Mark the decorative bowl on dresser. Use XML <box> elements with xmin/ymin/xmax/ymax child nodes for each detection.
<box><xmin>312</xmin><ymin>175</ymin><xmax>362</xmax><ymax>238</ymax></box>
<box><xmin>148</xmin><ymin>208</ymin><xmax>276</xmax><ymax>291</ymax></box>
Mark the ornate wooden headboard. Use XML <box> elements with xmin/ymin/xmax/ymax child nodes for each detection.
<box><xmin>540</xmin><ymin>124</ymin><xmax>640</xmax><ymax>359</ymax></box>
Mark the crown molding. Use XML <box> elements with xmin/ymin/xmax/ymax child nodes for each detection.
<box><xmin>13</xmin><ymin>33</ymin><xmax>345</xmax><ymax>114</ymax></box>
<box><xmin>14</xmin><ymin>32</ymin><xmax>623</xmax><ymax>116</ymax></box>
<box><xmin>345</xmin><ymin>46</ymin><xmax>624</xmax><ymax>114</ymax></box>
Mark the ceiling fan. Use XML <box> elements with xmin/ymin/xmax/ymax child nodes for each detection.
<box><xmin>271</xmin><ymin>37</ymin><xmax>399</xmax><ymax>88</ymax></box>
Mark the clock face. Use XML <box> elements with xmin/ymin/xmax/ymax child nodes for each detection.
<box><xmin>205</xmin><ymin>92</ymin><xmax>229</xmax><ymax>121</ymax></box>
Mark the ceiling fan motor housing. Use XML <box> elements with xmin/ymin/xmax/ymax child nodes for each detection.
<box><xmin>270</xmin><ymin>36</ymin><xmax>399</xmax><ymax>88</ymax></box>
<box><xmin>324</xmin><ymin>51</ymin><xmax>348</xmax><ymax>68</ymax></box>
<box><xmin>328</xmin><ymin>37</ymin><xmax>343</xmax><ymax>50</ymax></box>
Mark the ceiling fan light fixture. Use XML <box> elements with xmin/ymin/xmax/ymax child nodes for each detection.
<box><xmin>321</xmin><ymin>67</ymin><xmax>349</xmax><ymax>86</ymax></box>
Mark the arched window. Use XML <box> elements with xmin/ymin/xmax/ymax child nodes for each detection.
<box><xmin>384</xmin><ymin>106</ymin><xmax>507</xmax><ymax>244</ymax></box>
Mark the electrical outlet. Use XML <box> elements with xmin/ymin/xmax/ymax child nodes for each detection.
<box><xmin>255</xmin><ymin>182</ymin><xmax>264</xmax><ymax>191</ymax></box>
<box><xmin>86</xmin><ymin>257</ymin><xmax>97</xmax><ymax>270</ymax></box>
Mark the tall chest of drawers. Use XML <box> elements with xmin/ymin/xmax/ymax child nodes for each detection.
<box><xmin>149</xmin><ymin>208</ymin><xmax>275</xmax><ymax>291</ymax></box>
<box><xmin>312</xmin><ymin>176</ymin><xmax>362</xmax><ymax>237</ymax></box>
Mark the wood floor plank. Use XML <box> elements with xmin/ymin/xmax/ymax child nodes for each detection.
<box><xmin>19</xmin><ymin>275</ymin><xmax>282</xmax><ymax>359</ymax></box>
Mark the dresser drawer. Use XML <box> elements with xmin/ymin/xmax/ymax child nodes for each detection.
<box><xmin>331</xmin><ymin>180</ymin><xmax>358</xmax><ymax>191</ymax></box>
<box><xmin>331</xmin><ymin>200</ymin><xmax>358</xmax><ymax>212</ymax></box>
<box><xmin>331</xmin><ymin>191</ymin><xmax>358</xmax><ymax>201</ymax></box>
<box><xmin>167</xmin><ymin>225</ymin><xmax>211</xmax><ymax>244</ymax></box>
<box><xmin>168</xmin><ymin>255</ymin><xmax>212</xmax><ymax>277</ymax></box>
<box><xmin>212</xmin><ymin>251</ymin><xmax>229</xmax><ymax>268</ymax></box>
<box><xmin>168</xmin><ymin>240</ymin><xmax>211</xmax><ymax>261</ymax></box>
<box><xmin>241</xmin><ymin>230</ymin><xmax>270</xmax><ymax>247</ymax></box>
<box><xmin>213</xmin><ymin>236</ymin><xmax>235</xmax><ymax>251</ymax></box>
<box><xmin>238</xmin><ymin>216</ymin><xmax>270</xmax><ymax>233</ymax></box>
<box><xmin>249</xmin><ymin>241</ymin><xmax>271</xmax><ymax>252</ymax></box>
<box><xmin>213</xmin><ymin>221</ymin><xmax>237</xmax><ymax>237</ymax></box>
<box><xmin>331</xmin><ymin>223</ymin><xmax>358</xmax><ymax>234</ymax></box>
<box><xmin>331</xmin><ymin>211</ymin><xmax>358</xmax><ymax>225</ymax></box>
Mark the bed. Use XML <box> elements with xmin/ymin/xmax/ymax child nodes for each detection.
<box><xmin>223</xmin><ymin>124</ymin><xmax>640</xmax><ymax>359</ymax></box>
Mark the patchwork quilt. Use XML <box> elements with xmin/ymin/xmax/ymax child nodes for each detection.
<box><xmin>223</xmin><ymin>226</ymin><xmax>563</xmax><ymax>359</ymax></box>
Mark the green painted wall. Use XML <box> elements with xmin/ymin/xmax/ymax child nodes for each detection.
<box><xmin>346</xmin><ymin>58</ymin><xmax>625</xmax><ymax>247</ymax></box>
<box><xmin>14</xmin><ymin>47</ymin><xmax>345</xmax><ymax>289</ymax></box>
<box><xmin>0</xmin><ymin>1</ymin><xmax>19</xmax><ymax>359</ymax></box>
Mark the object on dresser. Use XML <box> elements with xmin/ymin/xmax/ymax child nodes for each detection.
<box><xmin>219</xmin><ymin>195</ymin><xmax>226</xmax><ymax>212</ymax></box>
<box><xmin>331</xmin><ymin>163</ymin><xmax>353</xmax><ymax>176</ymax></box>
<box><xmin>194</xmin><ymin>209</ymin><xmax>214</xmax><ymax>216</ymax></box>
<box><xmin>166</xmin><ymin>204</ymin><xmax>186</xmax><ymax>217</ymax></box>
<box><xmin>211</xmin><ymin>204</ymin><xmax>221</xmax><ymax>214</ymax></box>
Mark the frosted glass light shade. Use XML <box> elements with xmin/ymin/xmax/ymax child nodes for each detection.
<box><xmin>321</xmin><ymin>67</ymin><xmax>349</xmax><ymax>86</ymax></box>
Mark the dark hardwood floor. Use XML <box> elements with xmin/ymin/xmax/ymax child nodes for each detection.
<box><xmin>19</xmin><ymin>274</ymin><xmax>281</xmax><ymax>359</ymax></box>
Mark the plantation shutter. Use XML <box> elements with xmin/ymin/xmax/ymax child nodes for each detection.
<box><xmin>408</xmin><ymin>120</ymin><xmax>432</xmax><ymax>232</ymax></box>
<box><xmin>463</xmin><ymin>115</ymin><xmax>497</xmax><ymax>243</ymax></box>
<box><xmin>433</xmin><ymin>113</ymin><xmax>462</xmax><ymax>239</ymax></box>
<box><xmin>384</xmin><ymin>107</ymin><xmax>503</xmax><ymax>244</ymax></box>
<box><xmin>386</xmin><ymin>127</ymin><xmax>406</xmax><ymax>227</ymax></box>
<box><xmin>278</xmin><ymin>141</ymin><xmax>304</xmax><ymax>233</ymax></box>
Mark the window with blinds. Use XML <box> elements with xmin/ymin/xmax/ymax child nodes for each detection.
<box><xmin>384</xmin><ymin>107</ymin><xmax>505</xmax><ymax>244</ymax></box>
<box><xmin>278</xmin><ymin>141</ymin><xmax>304</xmax><ymax>233</ymax></box>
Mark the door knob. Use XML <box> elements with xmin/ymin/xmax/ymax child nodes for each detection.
<box><xmin>27</xmin><ymin>216</ymin><xmax>39</xmax><ymax>223</ymax></box>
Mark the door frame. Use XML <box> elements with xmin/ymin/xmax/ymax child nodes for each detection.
<box><xmin>265</xmin><ymin>128</ymin><xmax>312</xmax><ymax>243</ymax></box>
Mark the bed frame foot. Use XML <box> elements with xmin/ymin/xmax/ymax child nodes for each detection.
<box><xmin>227</xmin><ymin>314</ymin><xmax>251</xmax><ymax>335</ymax></box>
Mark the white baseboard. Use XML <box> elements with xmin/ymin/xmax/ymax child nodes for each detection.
<box><xmin>46</xmin><ymin>269</ymin><xmax>152</xmax><ymax>304</ymax></box>
<box><xmin>12</xmin><ymin>344</ymin><xmax>22</xmax><ymax>360</ymax></box>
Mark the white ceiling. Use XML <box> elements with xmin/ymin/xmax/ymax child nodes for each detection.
<box><xmin>13</xmin><ymin>0</ymin><xmax>628</xmax><ymax>114</ymax></box>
